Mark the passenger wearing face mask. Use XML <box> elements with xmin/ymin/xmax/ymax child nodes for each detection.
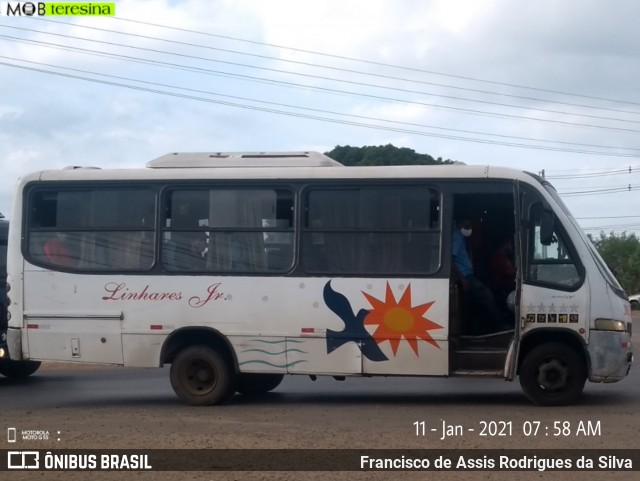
<box><xmin>451</xmin><ymin>217</ymin><xmax>475</xmax><ymax>286</ymax></box>
<box><xmin>452</xmin><ymin>216</ymin><xmax>506</xmax><ymax>334</ymax></box>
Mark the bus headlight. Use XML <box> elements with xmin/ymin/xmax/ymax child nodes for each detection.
<box><xmin>595</xmin><ymin>319</ymin><xmax>627</xmax><ymax>332</ymax></box>
<box><xmin>0</xmin><ymin>347</ymin><xmax>6</xmax><ymax>358</ymax></box>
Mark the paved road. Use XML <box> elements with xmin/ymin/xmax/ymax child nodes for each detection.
<box><xmin>0</xmin><ymin>360</ymin><xmax>637</xmax><ymax>409</ymax></box>
<box><xmin>1</xmin><ymin>318</ymin><xmax>638</xmax><ymax>481</ymax></box>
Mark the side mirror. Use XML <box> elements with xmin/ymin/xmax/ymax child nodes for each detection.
<box><xmin>540</xmin><ymin>209</ymin><xmax>554</xmax><ymax>246</ymax></box>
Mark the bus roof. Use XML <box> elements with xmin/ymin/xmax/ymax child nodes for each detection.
<box><xmin>20</xmin><ymin>153</ymin><xmax>539</xmax><ymax>185</ymax></box>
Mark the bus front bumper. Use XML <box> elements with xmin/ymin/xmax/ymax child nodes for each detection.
<box><xmin>588</xmin><ymin>329</ymin><xmax>633</xmax><ymax>382</ymax></box>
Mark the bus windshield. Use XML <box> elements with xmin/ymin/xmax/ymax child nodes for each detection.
<box><xmin>543</xmin><ymin>183</ymin><xmax>625</xmax><ymax>296</ymax></box>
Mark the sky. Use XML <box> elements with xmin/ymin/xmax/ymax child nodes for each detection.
<box><xmin>1</xmin><ymin>0</ymin><xmax>639</xmax><ymax>235</ymax></box>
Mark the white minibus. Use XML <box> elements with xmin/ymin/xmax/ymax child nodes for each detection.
<box><xmin>4</xmin><ymin>152</ymin><xmax>633</xmax><ymax>405</ymax></box>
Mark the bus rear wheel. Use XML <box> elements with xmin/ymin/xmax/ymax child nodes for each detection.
<box><xmin>237</xmin><ymin>373</ymin><xmax>284</xmax><ymax>395</ymax></box>
<box><xmin>519</xmin><ymin>343</ymin><xmax>586</xmax><ymax>406</ymax></box>
<box><xmin>0</xmin><ymin>360</ymin><xmax>41</xmax><ymax>378</ymax></box>
<box><xmin>170</xmin><ymin>346</ymin><xmax>235</xmax><ymax>406</ymax></box>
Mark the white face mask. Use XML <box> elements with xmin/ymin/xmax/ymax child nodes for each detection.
<box><xmin>460</xmin><ymin>227</ymin><xmax>472</xmax><ymax>238</ymax></box>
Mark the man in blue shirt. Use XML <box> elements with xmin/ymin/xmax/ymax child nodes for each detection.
<box><xmin>452</xmin><ymin>218</ymin><xmax>474</xmax><ymax>279</ymax></box>
<box><xmin>452</xmin><ymin>216</ymin><xmax>507</xmax><ymax>334</ymax></box>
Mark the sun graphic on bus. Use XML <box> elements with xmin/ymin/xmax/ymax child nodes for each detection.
<box><xmin>362</xmin><ymin>283</ymin><xmax>442</xmax><ymax>356</ymax></box>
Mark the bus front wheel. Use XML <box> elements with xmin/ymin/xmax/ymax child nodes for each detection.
<box><xmin>237</xmin><ymin>373</ymin><xmax>284</xmax><ymax>395</ymax></box>
<box><xmin>519</xmin><ymin>343</ymin><xmax>586</xmax><ymax>406</ymax></box>
<box><xmin>0</xmin><ymin>360</ymin><xmax>41</xmax><ymax>379</ymax></box>
<box><xmin>170</xmin><ymin>346</ymin><xmax>236</xmax><ymax>406</ymax></box>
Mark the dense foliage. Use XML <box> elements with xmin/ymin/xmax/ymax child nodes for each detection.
<box><xmin>325</xmin><ymin>144</ymin><xmax>454</xmax><ymax>166</ymax></box>
<box><xmin>589</xmin><ymin>232</ymin><xmax>640</xmax><ymax>295</ymax></box>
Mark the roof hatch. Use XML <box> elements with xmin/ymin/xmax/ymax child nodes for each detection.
<box><xmin>147</xmin><ymin>151</ymin><xmax>343</xmax><ymax>168</ymax></box>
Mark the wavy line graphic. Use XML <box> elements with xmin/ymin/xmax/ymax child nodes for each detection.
<box><xmin>238</xmin><ymin>359</ymin><xmax>308</xmax><ymax>368</ymax></box>
<box><xmin>247</xmin><ymin>339</ymin><xmax>304</xmax><ymax>344</ymax></box>
<box><xmin>241</xmin><ymin>348</ymin><xmax>307</xmax><ymax>355</ymax></box>
<box><xmin>248</xmin><ymin>339</ymin><xmax>286</xmax><ymax>345</ymax></box>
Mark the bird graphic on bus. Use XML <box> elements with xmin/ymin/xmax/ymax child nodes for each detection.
<box><xmin>324</xmin><ymin>281</ymin><xmax>442</xmax><ymax>361</ymax></box>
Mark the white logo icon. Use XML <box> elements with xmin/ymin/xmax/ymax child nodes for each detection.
<box><xmin>7</xmin><ymin>451</ymin><xmax>40</xmax><ymax>470</ymax></box>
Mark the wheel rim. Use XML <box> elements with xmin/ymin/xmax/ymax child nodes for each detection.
<box><xmin>536</xmin><ymin>358</ymin><xmax>569</xmax><ymax>392</ymax></box>
<box><xmin>183</xmin><ymin>358</ymin><xmax>217</xmax><ymax>396</ymax></box>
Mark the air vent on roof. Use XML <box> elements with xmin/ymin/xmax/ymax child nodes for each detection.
<box><xmin>241</xmin><ymin>154</ymin><xmax>308</xmax><ymax>159</ymax></box>
<box><xmin>63</xmin><ymin>166</ymin><xmax>102</xmax><ymax>170</ymax></box>
<box><xmin>147</xmin><ymin>151</ymin><xmax>343</xmax><ymax>168</ymax></box>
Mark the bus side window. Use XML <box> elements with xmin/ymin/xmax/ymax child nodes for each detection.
<box><xmin>302</xmin><ymin>186</ymin><xmax>440</xmax><ymax>275</ymax></box>
<box><xmin>165</xmin><ymin>232</ymin><xmax>206</xmax><ymax>271</ymax></box>
<box><xmin>28</xmin><ymin>231</ymin><xmax>75</xmax><ymax>268</ymax></box>
<box><xmin>26</xmin><ymin>187</ymin><xmax>155</xmax><ymax>272</ymax></box>
<box><xmin>163</xmin><ymin>188</ymin><xmax>293</xmax><ymax>273</ymax></box>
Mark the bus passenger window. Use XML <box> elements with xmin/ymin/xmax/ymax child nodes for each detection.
<box><xmin>42</xmin><ymin>235</ymin><xmax>72</xmax><ymax>267</ymax></box>
<box><xmin>302</xmin><ymin>186</ymin><xmax>441</xmax><ymax>275</ymax></box>
<box><xmin>163</xmin><ymin>188</ymin><xmax>294</xmax><ymax>273</ymax></box>
<box><xmin>26</xmin><ymin>187</ymin><xmax>156</xmax><ymax>272</ymax></box>
<box><xmin>164</xmin><ymin>232</ymin><xmax>207</xmax><ymax>271</ymax></box>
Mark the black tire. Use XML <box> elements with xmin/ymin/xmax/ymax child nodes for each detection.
<box><xmin>169</xmin><ymin>346</ymin><xmax>236</xmax><ymax>406</ymax></box>
<box><xmin>237</xmin><ymin>373</ymin><xmax>284</xmax><ymax>395</ymax></box>
<box><xmin>0</xmin><ymin>360</ymin><xmax>41</xmax><ymax>378</ymax></box>
<box><xmin>631</xmin><ymin>300</ymin><xmax>639</xmax><ymax>311</ymax></box>
<box><xmin>519</xmin><ymin>343</ymin><xmax>586</xmax><ymax>406</ymax></box>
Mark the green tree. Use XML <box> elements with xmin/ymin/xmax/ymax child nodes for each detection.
<box><xmin>589</xmin><ymin>232</ymin><xmax>640</xmax><ymax>294</ymax></box>
<box><xmin>325</xmin><ymin>144</ymin><xmax>455</xmax><ymax>166</ymax></box>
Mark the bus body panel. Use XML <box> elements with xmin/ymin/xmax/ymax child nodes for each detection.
<box><xmin>519</xmin><ymin>283</ymin><xmax>589</xmax><ymax>341</ymax></box>
<box><xmin>122</xmin><ymin>333</ymin><xmax>164</xmax><ymax>367</ymax></box>
<box><xmin>23</xmin><ymin>264</ymin><xmax>124</xmax><ymax>364</ymax></box>
<box><xmin>20</xmin><ymin>267</ymin><xmax>451</xmax><ymax>376</ymax></box>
